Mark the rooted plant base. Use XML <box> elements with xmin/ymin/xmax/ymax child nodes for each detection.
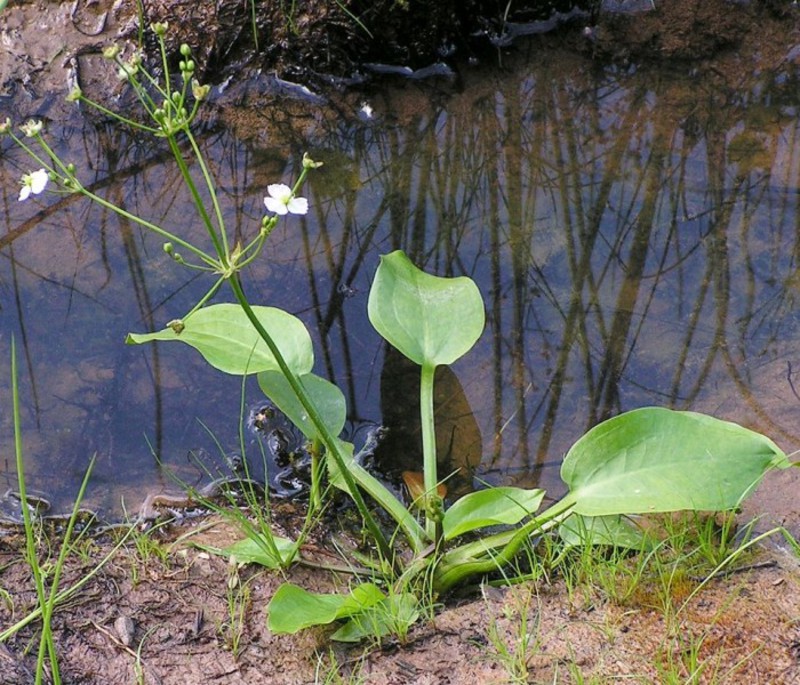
<box><xmin>1</xmin><ymin>516</ymin><xmax>800</xmax><ymax>684</ymax></box>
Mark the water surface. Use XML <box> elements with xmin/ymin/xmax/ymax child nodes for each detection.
<box><xmin>1</xmin><ymin>35</ymin><xmax>799</xmax><ymax>520</ymax></box>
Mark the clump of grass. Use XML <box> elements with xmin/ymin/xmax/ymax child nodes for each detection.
<box><xmin>484</xmin><ymin>584</ymin><xmax>542</xmax><ymax>684</ymax></box>
<box><xmin>314</xmin><ymin>647</ymin><xmax>367</xmax><ymax>685</ymax></box>
<box><xmin>552</xmin><ymin>510</ymin><xmax>763</xmax><ymax>615</ymax></box>
<box><xmin>0</xmin><ymin>337</ymin><xmax>133</xmax><ymax>684</ymax></box>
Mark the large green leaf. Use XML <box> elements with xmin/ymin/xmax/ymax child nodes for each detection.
<box><xmin>368</xmin><ymin>250</ymin><xmax>484</xmax><ymax>367</ymax></box>
<box><xmin>126</xmin><ymin>303</ymin><xmax>313</xmax><ymax>376</ymax></box>
<box><xmin>442</xmin><ymin>487</ymin><xmax>545</xmax><ymax>541</ymax></box>
<box><xmin>267</xmin><ymin>582</ymin><xmax>385</xmax><ymax>634</ymax></box>
<box><xmin>257</xmin><ymin>370</ymin><xmax>346</xmax><ymax>441</ymax></box>
<box><xmin>562</xmin><ymin>407</ymin><xmax>789</xmax><ymax>517</ymax></box>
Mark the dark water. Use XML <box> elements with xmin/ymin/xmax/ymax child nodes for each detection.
<box><xmin>1</xmin><ymin>36</ymin><xmax>800</xmax><ymax>519</ymax></box>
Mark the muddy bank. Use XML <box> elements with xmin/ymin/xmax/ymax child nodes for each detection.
<box><xmin>4</xmin><ymin>0</ymin><xmax>797</xmax><ymax>117</ymax></box>
<box><xmin>2</xmin><ymin>516</ymin><xmax>800</xmax><ymax>684</ymax></box>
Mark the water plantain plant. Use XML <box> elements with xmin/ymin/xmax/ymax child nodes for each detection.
<box><xmin>3</xmin><ymin>23</ymin><xmax>794</xmax><ymax>644</ymax></box>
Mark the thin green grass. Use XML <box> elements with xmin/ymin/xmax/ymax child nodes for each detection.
<box><xmin>0</xmin><ymin>337</ymin><xmax>132</xmax><ymax>683</ymax></box>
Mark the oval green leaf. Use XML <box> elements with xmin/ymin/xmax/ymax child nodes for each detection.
<box><xmin>442</xmin><ymin>486</ymin><xmax>545</xmax><ymax>541</ymax></box>
<box><xmin>126</xmin><ymin>303</ymin><xmax>313</xmax><ymax>376</ymax></box>
<box><xmin>267</xmin><ymin>582</ymin><xmax>385</xmax><ymax>634</ymax></box>
<box><xmin>368</xmin><ymin>250</ymin><xmax>485</xmax><ymax>367</ymax></box>
<box><xmin>257</xmin><ymin>370</ymin><xmax>347</xmax><ymax>441</ymax></box>
<box><xmin>217</xmin><ymin>534</ymin><xmax>296</xmax><ymax>569</ymax></box>
<box><xmin>562</xmin><ymin>407</ymin><xmax>789</xmax><ymax>517</ymax></box>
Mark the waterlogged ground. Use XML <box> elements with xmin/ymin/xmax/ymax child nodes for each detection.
<box><xmin>4</xmin><ymin>0</ymin><xmax>800</xmax><ymax>682</ymax></box>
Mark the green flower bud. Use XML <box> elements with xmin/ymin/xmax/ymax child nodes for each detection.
<box><xmin>66</xmin><ymin>86</ymin><xmax>82</xmax><ymax>103</ymax></box>
<box><xmin>302</xmin><ymin>152</ymin><xmax>323</xmax><ymax>169</ymax></box>
<box><xmin>191</xmin><ymin>80</ymin><xmax>210</xmax><ymax>101</ymax></box>
<box><xmin>152</xmin><ymin>21</ymin><xmax>168</xmax><ymax>37</ymax></box>
<box><xmin>163</xmin><ymin>242</ymin><xmax>174</xmax><ymax>255</ymax></box>
<box><xmin>102</xmin><ymin>45</ymin><xmax>121</xmax><ymax>60</ymax></box>
<box><xmin>167</xmin><ymin>319</ymin><xmax>185</xmax><ymax>334</ymax></box>
<box><xmin>180</xmin><ymin>43</ymin><xmax>191</xmax><ymax>57</ymax></box>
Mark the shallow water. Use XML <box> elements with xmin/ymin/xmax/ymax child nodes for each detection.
<box><xmin>1</xmin><ymin>34</ymin><xmax>800</xmax><ymax>520</ymax></box>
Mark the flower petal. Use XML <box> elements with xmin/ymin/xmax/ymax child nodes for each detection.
<box><xmin>264</xmin><ymin>197</ymin><xmax>288</xmax><ymax>215</ymax></box>
<box><xmin>30</xmin><ymin>169</ymin><xmax>48</xmax><ymax>194</ymax></box>
<box><xmin>18</xmin><ymin>185</ymin><xmax>31</xmax><ymax>201</ymax></box>
<box><xmin>286</xmin><ymin>197</ymin><xmax>308</xmax><ymax>215</ymax></box>
<box><xmin>266</xmin><ymin>183</ymin><xmax>291</xmax><ymax>202</ymax></box>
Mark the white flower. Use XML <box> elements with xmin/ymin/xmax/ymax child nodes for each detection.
<box><xmin>20</xmin><ymin>120</ymin><xmax>43</xmax><ymax>137</ymax></box>
<box><xmin>264</xmin><ymin>183</ymin><xmax>308</xmax><ymax>215</ymax></box>
<box><xmin>18</xmin><ymin>169</ymin><xmax>49</xmax><ymax>201</ymax></box>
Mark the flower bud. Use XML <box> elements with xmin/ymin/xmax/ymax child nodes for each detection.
<box><xmin>163</xmin><ymin>242</ymin><xmax>174</xmax><ymax>255</ymax></box>
<box><xmin>180</xmin><ymin>43</ymin><xmax>191</xmax><ymax>57</ymax></box>
<box><xmin>192</xmin><ymin>80</ymin><xmax>210</xmax><ymax>101</ymax></box>
<box><xmin>0</xmin><ymin>118</ymin><xmax>11</xmax><ymax>135</ymax></box>
<box><xmin>20</xmin><ymin>120</ymin><xmax>43</xmax><ymax>137</ymax></box>
<box><xmin>302</xmin><ymin>152</ymin><xmax>323</xmax><ymax>169</ymax></box>
<box><xmin>167</xmin><ymin>319</ymin><xmax>185</xmax><ymax>334</ymax></box>
<box><xmin>102</xmin><ymin>45</ymin><xmax>121</xmax><ymax>60</ymax></box>
<box><xmin>152</xmin><ymin>21</ymin><xmax>168</xmax><ymax>37</ymax></box>
<box><xmin>66</xmin><ymin>86</ymin><xmax>82</xmax><ymax>103</ymax></box>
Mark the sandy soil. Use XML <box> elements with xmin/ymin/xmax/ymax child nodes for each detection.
<box><xmin>2</xmin><ymin>515</ymin><xmax>800</xmax><ymax>684</ymax></box>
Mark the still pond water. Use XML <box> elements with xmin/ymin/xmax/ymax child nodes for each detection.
<box><xmin>1</xmin><ymin>36</ymin><xmax>800</xmax><ymax>520</ymax></box>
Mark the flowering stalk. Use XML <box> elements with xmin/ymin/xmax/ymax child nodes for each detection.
<box><xmin>4</xmin><ymin>22</ymin><xmax>428</xmax><ymax>571</ymax></box>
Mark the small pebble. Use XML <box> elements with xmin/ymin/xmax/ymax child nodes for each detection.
<box><xmin>114</xmin><ymin>615</ymin><xmax>136</xmax><ymax>646</ymax></box>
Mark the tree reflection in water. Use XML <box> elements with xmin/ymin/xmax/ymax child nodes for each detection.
<box><xmin>1</xmin><ymin>40</ymin><xmax>799</xmax><ymax>513</ymax></box>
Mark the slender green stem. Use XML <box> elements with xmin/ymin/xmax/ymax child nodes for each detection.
<box><xmin>183</xmin><ymin>277</ymin><xmax>226</xmax><ymax>318</ymax></box>
<box><xmin>8</xmin><ymin>133</ymin><xmax>53</xmax><ymax>172</ymax></box>
<box><xmin>75</xmin><ymin>95</ymin><xmax>161</xmax><ymax>134</ymax></box>
<box><xmin>226</xmin><ymin>276</ymin><xmax>425</xmax><ymax>561</ymax></box>
<box><xmin>157</xmin><ymin>38</ymin><xmax>173</xmax><ymax>104</ymax></box>
<box><xmin>80</xmin><ymin>184</ymin><xmax>217</xmax><ymax>267</ymax></box>
<box><xmin>12</xmin><ymin>338</ymin><xmax>53</xmax><ymax>684</ymax></box>
<box><xmin>165</xmin><ymin>135</ymin><xmax>227</xmax><ymax>260</ymax></box>
<box><xmin>420</xmin><ymin>363</ymin><xmax>438</xmax><ymax>540</ymax></box>
<box><xmin>21</xmin><ymin>133</ymin><xmax>217</xmax><ymax>268</ymax></box>
<box><xmin>186</xmin><ymin>130</ymin><xmax>230</xmax><ymax>256</ymax></box>
<box><xmin>432</xmin><ymin>497</ymin><xmax>577</xmax><ymax>593</ymax></box>
<box><xmin>309</xmin><ymin>439</ymin><xmax>322</xmax><ymax>512</ymax></box>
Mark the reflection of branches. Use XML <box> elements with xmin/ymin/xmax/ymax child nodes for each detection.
<box><xmin>10</xmin><ymin>48</ymin><xmax>800</xmax><ymax>505</ymax></box>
